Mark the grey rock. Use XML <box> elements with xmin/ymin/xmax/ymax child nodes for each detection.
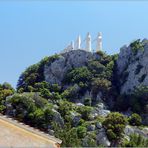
<box><xmin>116</xmin><ymin>39</ymin><xmax>148</xmax><ymax>94</ymax></box>
<box><xmin>124</xmin><ymin>125</ymin><xmax>148</xmax><ymax>138</ymax></box>
<box><xmin>96</xmin><ymin>128</ymin><xmax>111</xmax><ymax>147</ymax></box>
<box><xmin>91</xmin><ymin>106</ymin><xmax>110</xmax><ymax>118</ymax></box>
<box><xmin>75</xmin><ymin>103</ymin><xmax>84</xmax><ymax>106</ymax></box>
<box><xmin>52</xmin><ymin>109</ymin><xmax>64</xmax><ymax>127</ymax></box>
<box><xmin>44</xmin><ymin>50</ymin><xmax>100</xmax><ymax>85</ymax></box>
<box><xmin>69</xmin><ymin>111</ymin><xmax>81</xmax><ymax>126</ymax></box>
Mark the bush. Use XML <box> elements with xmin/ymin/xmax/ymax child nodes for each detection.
<box><xmin>91</xmin><ymin>78</ymin><xmax>111</xmax><ymax>96</ymax></box>
<box><xmin>130</xmin><ymin>39</ymin><xmax>144</xmax><ymax>55</ymax></box>
<box><xmin>103</xmin><ymin>112</ymin><xmax>127</xmax><ymax>143</ymax></box>
<box><xmin>128</xmin><ymin>113</ymin><xmax>142</xmax><ymax>126</ymax></box>
<box><xmin>77</xmin><ymin>106</ymin><xmax>92</xmax><ymax>121</ymax></box>
<box><xmin>53</xmin><ymin>122</ymin><xmax>81</xmax><ymax>147</ymax></box>
<box><xmin>77</xmin><ymin>126</ymin><xmax>87</xmax><ymax>138</ymax></box>
<box><xmin>61</xmin><ymin>85</ymin><xmax>79</xmax><ymax>100</ymax></box>
<box><xmin>65</xmin><ymin>66</ymin><xmax>92</xmax><ymax>84</ymax></box>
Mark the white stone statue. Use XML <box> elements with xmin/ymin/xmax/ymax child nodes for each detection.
<box><xmin>75</xmin><ymin>35</ymin><xmax>81</xmax><ymax>50</ymax></box>
<box><xmin>85</xmin><ymin>32</ymin><xmax>92</xmax><ymax>52</ymax></box>
<box><xmin>96</xmin><ymin>32</ymin><xmax>102</xmax><ymax>51</ymax></box>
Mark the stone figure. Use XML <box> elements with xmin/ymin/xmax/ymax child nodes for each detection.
<box><xmin>75</xmin><ymin>35</ymin><xmax>81</xmax><ymax>50</ymax></box>
<box><xmin>85</xmin><ymin>32</ymin><xmax>92</xmax><ymax>52</ymax></box>
<box><xmin>96</xmin><ymin>32</ymin><xmax>102</xmax><ymax>51</ymax></box>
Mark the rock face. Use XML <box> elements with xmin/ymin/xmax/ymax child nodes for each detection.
<box><xmin>116</xmin><ymin>39</ymin><xmax>148</xmax><ymax>94</ymax></box>
<box><xmin>44</xmin><ymin>50</ymin><xmax>99</xmax><ymax>85</ymax></box>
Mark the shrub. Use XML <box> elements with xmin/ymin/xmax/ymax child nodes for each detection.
<box><xmin>130</xmin><ymin>39</ymin><xmax>144</xmax><ymax>55</ymax></box>
<box><xmin>61</xmin><ymin>85</ymin><xmax>79</xmax><ymax>100</ymax></box>
<box><xmin>91</xmin><ymin>78</ymin><xmax>111</xmax><ymax>96</ymax></box>
<box><xmin>77</xmin><ymin>126</ymin><xmax>87</xmax><ymax>138</ymax></box>
<box><xmin>77</xmin><ymin>106</ymin><xmax>92</xmax><ymax>121</ymax></box>
<box><xmin>65</xmin><ymin>66</ymin><xmax>92</xmax><ymax>84</ymax></box>
<box><xmin>88</xmin><ymin>60</ymin><xmax>105</xmax><ymax>75</ymax></box>
<box><xmin>103</xmin><ymin>112</ymin><xmax>127</xmax><ymax>144</ymax></box>
<box><xmin>53</xmin><ymin>122</ymin><xmax>81</xmax><ymax>147</ymax></box>
<box><xmin>128</xmin><ymin>113</ymin><xmax>142</xmax><ymax>126</ymax></box>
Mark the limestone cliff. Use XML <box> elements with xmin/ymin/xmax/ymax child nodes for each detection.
<box><xmin>116</xmin><ymin>39</ymin><xmax>148</xmax><ymax>94</ymax></box>
<box><xmin>44</xmin><ymin>50</ymin><xmax>100</xmax><ymax>85</ymax></box>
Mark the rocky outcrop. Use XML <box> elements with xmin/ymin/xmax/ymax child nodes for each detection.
<box><xmin>44</xmin><ymin>50</ymin><xmax>100</xmax><ymax>85</ymax></box>
<box><xmin>52</xmin><ymin>109</ymin><xmax>64</xmax><ymax>127</ymax></box>
<box><xmin>116</xmin><ymin>39</ymin><xmax>148</xmax><ymax>94</ymax></box>
<box><xmin>91</xmin><ymin>103</ymin><xmax>110</xmax><ymax>118</ymax></box>
<box><xmin>124</xmin><ymin>125</ymin><xmax>148</xmax><ymax>138</ymax></box>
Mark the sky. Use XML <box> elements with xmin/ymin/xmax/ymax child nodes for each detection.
<box><xmin>0</xmin><ymin>0</ymin><xmax>148</xmax><ymax>88</ymax></box>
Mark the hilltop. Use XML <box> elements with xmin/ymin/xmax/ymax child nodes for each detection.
<box><xmin>0</xmin><ymin>39</ymin><xmax>148</xmax><ymax>147</ymax></box>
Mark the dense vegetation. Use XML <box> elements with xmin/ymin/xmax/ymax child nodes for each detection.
<box><xmin>0</xmin><ymin>47</ymin><xmax>147</xmax><ymax>147</ymax></box>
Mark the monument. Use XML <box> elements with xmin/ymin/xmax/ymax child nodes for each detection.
<box><xmin>85</xmin><ymin>32</ymin><xmax>92</xmax><ymax>52</ymax></box>
<box><xmin>62</xmin><ymin>32</ymin><xmax>102</xmax><ymax>53</ymax></box>
<box><xmin>96</xmin><ymin>32</ymin><xmax>102</xmax><ymax>51</ymax></box>
<box><xmin>75</xmin><ymin>35</ymin><xmax>81</xmax><ymax>50</ymax></box>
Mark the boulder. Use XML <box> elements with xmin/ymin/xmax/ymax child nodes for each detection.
<box><xmin>96</xmin><ymin>128</ymin><xmax>111</xmax><ymax>147</ymax></box>
<box><xmin>52</xmin><ymin>109</ymin><xmax>64</xmax><ymax>127</ymax></box>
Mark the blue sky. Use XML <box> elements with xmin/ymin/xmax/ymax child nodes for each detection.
<box><xmin>0</xmin><ymin>1</ymin><xmax>148</xmax><ymax>88</ymax></box>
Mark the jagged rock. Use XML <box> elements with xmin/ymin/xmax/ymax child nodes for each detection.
<box><xmin>96</xmin><ymin>128</ymin><xmax>111</xmax><ymax>146</ymax></box>
<box><xmin>116</xmin><ymin>39</ymin><xmax>148</xmax><ymax>94</ymax></box>
<box><xmin>91</xmin><ymin>106</ymin><xmax>110</xmax><ymax>118</ymax></box>
<box><xmin>44</xmin><ymin>50</ymin><xmax>99</xmax><ymax>85</ymax></box>
<box><xmin>52</xmin><ymin>109</ymin><xmax>64</xmax><ymax>127</ymax></box>
<box><xmin>69</xmin><ymin>111</ymin><xmax>81</xmax><ymax>127</ymax></box>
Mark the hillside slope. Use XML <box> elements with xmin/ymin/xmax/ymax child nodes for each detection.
<box><xmin>0</xmin><ymin>39</ymin><xmax>148</xmax><ymax>147</ymax></box>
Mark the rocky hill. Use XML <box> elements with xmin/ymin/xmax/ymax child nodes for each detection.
<box><xmin>0</xmin><ymin>39</ymin><xmax>148</xmax><ymax>147</ymax></box>
<box><xmin>117</xmin><ymin>39</ymin><xmax>148</xmax><ymax>94</ymax></box>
